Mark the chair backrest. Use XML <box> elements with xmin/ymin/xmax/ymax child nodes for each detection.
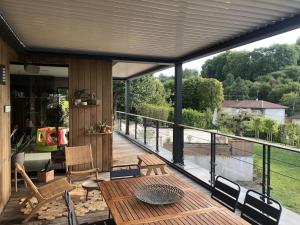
<box><xmin>64</xmin><ymin>191</ymin><xmax>79</xmax><ymax>225</ymax></box>
<box><xmin>15</xmin><ymin>163</ymin><xmax>42</xmax><ymax>200</ymax></box>
<box><xmin>211</xmin><ymin>176</ymin><xmax>240</xmax><ymax>212</ymax></box>
<box><xmin>110</xmin><ymin>164</ymin><xmax>140</xmax><ymax>180</ymax></box>
<box><xmin>241</xmin><ymin>190</ymin><xmax>282</xmax><ymax>225</ymax></box>
<box><xmin>65</xmin><ymin>145</ymin><xmax>94</xmax><ymax>170</ymax></box>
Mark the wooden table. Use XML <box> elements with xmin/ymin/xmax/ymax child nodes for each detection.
<box><xmin>99</xmin><ymin>175</ymin><xmax>250</xmax><ymax>225</ymax></box>
<box><xmin>137</xmin><ymin>154</ymin><xmax>167</xmax><ymax>176</ymax></box>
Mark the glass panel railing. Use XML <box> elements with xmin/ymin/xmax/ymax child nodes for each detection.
<box><xmin>183</xmin><ymin>129</ymin><xmax>211</xmax><ymax>184</ymax></box>
<box><xmin>270</xmin><ymin>147</ymin><xmax>300</xmax><ymax>214</ymax></box>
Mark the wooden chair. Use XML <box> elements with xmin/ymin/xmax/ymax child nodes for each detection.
<box><xmin>64</xmin><ymin>191</ymin><xmax>115</xmax><ymax>225</ymax></box>
<box><xmin>110</xmin><ymin>164</ymin><xmax>141</xmax><ymax>180</ymax></box>
<box><xmin>108</xmin><ymin>164</ymin><xmax>141</xmax><ymax>218</ymax></box>
<box><xmin>65</xmin><ymin>145</ymin><xmax>100</xmax><ymax>183</ymax></box>
<box><xmin>241</xmin><ymin>190</ymin><xmax>282</xmax><ymax>225</ymax></box>
<box><xmin>15</xmin><ymin>163</ymin><xmax>75</xmax><ymax>223</ymax></box>
<box><xmin>211</xmin><ymin>176</ymin><xmax>241</xmax><ymax>212</ymax></box>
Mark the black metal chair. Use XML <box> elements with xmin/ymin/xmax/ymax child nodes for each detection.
<box><xmin>241</xmin><ymin>190</ymin><xmax>282</xmax><ymax>225</ymax></box>
<box><xmin>64</xmin><ymin>191</ymin><xmax>115</xmax><ymax>225</ymax></box>
<box><xmin>211</xmin><ymin>176</ymin><xmax>241</xmax><ymax>212</ymax></box>
<box><xmin>110</xmin><ymin>164</ymin><xmax>141</xmax><ymax>180</ymax></box>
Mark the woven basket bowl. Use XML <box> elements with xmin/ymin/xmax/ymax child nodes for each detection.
<box><xmin>134</xmin><ymin>184</ymin><xmax>184</xmax><ymax>205</ymax></box>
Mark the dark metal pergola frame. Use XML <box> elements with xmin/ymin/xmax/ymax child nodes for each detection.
<box><xmin>1</xmin><ymin>12</ymin><xmax>300</xmax><ymax>164</ymax></box>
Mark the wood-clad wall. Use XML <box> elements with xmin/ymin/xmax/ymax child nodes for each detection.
<box><xmin>69</xmin><ymin>59</ymin><xmax>112</xmax><ymax>171</ymax></box>
<box><xmin>20</xmin><ymin>54</ymin><xmax>113</xmax><ymax>171</ymax></box>
<box><xmin>0</xmin><ymin>37</ymin><xmax>17</xmax><ymax>213</ymax></box>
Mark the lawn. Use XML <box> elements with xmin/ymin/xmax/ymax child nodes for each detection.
<box><xmin>254</xmin><ymin>144</ymin><xmax>300</xmax><ymax>214</ymax></box>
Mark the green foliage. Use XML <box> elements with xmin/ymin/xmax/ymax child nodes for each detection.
<box><xmin>183</xmin><ymin>77</ymin><xmax>224</xmax><ymax>111</ymax></box>
<box><xmin>183</xmin><ymin>68</ymin><xmax>200</xmax><ymax>79</ymax></box>
<box><xmin>251</xmin><ymin>116</ymin><xmax>264</xmax><ymax>138</ymax></box>
<box><xmin>130</xmin><ymin>75</ymin><xmax>167</xmax><ymax>110</ymax></box>
<box><xmin>263</xmin><ymin>118</ymin><xmax>278</xmax><ymax>141</ymax></box>
<box><xmin>280</xmin><ymin>92</ymin><xmax>300</xmax><ymax>116</ymax></box>
<box><xmin>136</xmin><ymin>104</ymin><xmax>171</xmax><ymax>121</ymax></box>
<box><xmin>11</xmin><ymin>134</ymin><xmax>34</xmax><ymax>157</ymax></box>
<box><xmin>202</xmin><ymin>44</ymin><xmax>300</xmax><ymax>81</ymax></box>
<box><xmin>224</xmin><ymin>77</ymin><xmax>252</xmax><ymax>100</ymax></box>
<box><xmin>113</xmin><ymin>80</ymin><xmax>125</xmax><ymax>112</ymax></box>
<box><xmin>279</xmin><ymin>123</ymin><xmax>300</xmax><ymax>147</ymax></box>
<box><xmin>168</xmin><ymin>108</ymin><xmax>213</xmax><ymax>129</ymax></box>
<box><xmin>163</xmin><ymin>79</ymin><xmax>175</xmax><ymax>105</ymax></box>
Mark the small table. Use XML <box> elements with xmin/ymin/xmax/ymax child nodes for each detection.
<box><xmin>137</xmin><ymin>154</ymin><xmax>167</xmax><ymax>176</ymax></box>
<box><xmin>82</xmin><ymin>179</ymin><xmax>103</xmax><ymax>201</ymax></box>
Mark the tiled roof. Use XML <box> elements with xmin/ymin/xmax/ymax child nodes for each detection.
<box><xmin>223</xmin><ymin>100</ymin><xmax>288</xmax><ymax>109</ymax></box>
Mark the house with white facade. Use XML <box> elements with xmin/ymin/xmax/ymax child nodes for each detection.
<box><xmin>222</xmin><ymin>100</ymin><xmax>287</xmax><ymax>124</ymax></box>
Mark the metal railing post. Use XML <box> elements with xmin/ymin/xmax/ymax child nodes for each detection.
<box><xmin>267</xmin><ymin>145</ymin><xmax>271</xmax><ymax>198</ymax></box>
<box><xmin>134</xmin><ymin>117</ymin><xmax>137</xmax><ymax>139</ymax></box>
<box><xmin>210</xmin><ymin>133</ymin><xmax>216</xmax><ymax>187</ymax></box>
<box><xmin>156</xmin><ymin>121</ymin><xmax>159</xmax><ymax>152</ymax></box>
<box><xmin>143</xmin><ymin>118</ymin><xmax>147</xmax><ymax>145</ymax></box>
<box><xmin>262</xmin><ymin>144</ymin><xmax>266</xmax><ymax>195</ymax></box>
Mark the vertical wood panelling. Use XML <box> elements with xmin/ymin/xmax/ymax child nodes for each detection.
<box><xmin>68</xmin><ymin>58</ymin><xmax>112</xmax><ymax>171</ymax></box>
<box><xmin>0</xmin><ymin>37</ymin><xmax>17</xmax><ymax>214</ymax></box>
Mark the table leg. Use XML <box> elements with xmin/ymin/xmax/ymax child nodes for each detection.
<box><xmin>138</xmin><ymin>158</ymin><xmax>142</xmax><ymax>166</ymax></box>
<box><xmin>160</xmin><ymin>166</ymin><xmax>168</xmax><ymax>174</ymax></box>
<box><xmin>86</xmin><ymin>190</ymin><xmax>89</xmax><ymax>201</ymax></box>
<box><xmin>153</xmin><ymin>167</ymin><xmax>159</xmax><ymax>175</ymax></box>
<box><xmin>146</xmin><ymin>168</ymin><xmax>152</xmax><ymax>176</ymax></box>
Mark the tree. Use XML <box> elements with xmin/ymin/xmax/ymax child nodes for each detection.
<box><xmin>225</xmin><ymin>77</ymin><xmax>252</xmax><ymax>100</ymax></box>
<box><xmin>264</xmin><ymin>118</ymin><xmax>278</xmax><ymax>142</ymax></box>
<box><xmin>183</xmin><ymin>68</ymin><xmax>199</xmax><ymax>79</ymax></box>
<box><xmin>202</xmin><ymin>52</ymin><xmax>229</xmax><ymax>80</ymax></box>
<box><xmin>252</xmin><ymin>44</ymin><xmax>299</xmax><ymax>75</ymax></box>
<box><xmin>113</xmin><ymin>80</ymin><xmax>125</xmax><ymax>114</ymax></box>
<box><xmin>163</xmin><ymin>79</ymin><xmax>175</xmax><ymax>105</ymax></box>
<box><xmin>202</xmin><ymin>44</ymin><xmax>300</xmax><ymax>81</ymax></box>
<box><xmin>249</xmin><ymin>81</ymin><xmax>272</xmax><ymax>100</ymax></box>
<box><xmin>252</xmin><ymin>116</ymin><xmax>264</xmax><ymax>138</ymax></box>
<box><xmin>280</xmin><ymin>92</ymin><xmax>300</xmax><ymax>116</ymax></box>
<box><xmin>158</xmin><ymin>73</ymin><xmax>172</xmax><ymax>83</ymax></box>
<box><xmin>222</xmin><ymin>51</ymin><xmax>252</xmax><ymax>80</ymax></box>
<box><xmin>183</xmin><ymin>77</ymin><xmax>224</xmax><ymax>112</ymax></box>
<box><xmin>130</xmin><ymin>75</ymin><xmax>167</xmax><ymax>110</ymax></box>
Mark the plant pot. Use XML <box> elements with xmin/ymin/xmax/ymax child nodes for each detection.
<box><xmin>74</xmin><ymin>99</ymin><xmax>81</xmax><ymax>105</ymax></box>
<box><xmin>12</xmin><ymin>152</ymin><xmax>25</xmax><ymax>167</ymax></box>
<box><xmin>87</xmin><ymin>99</ymin><xmax>97</xmax><ymax>105</ymax></box>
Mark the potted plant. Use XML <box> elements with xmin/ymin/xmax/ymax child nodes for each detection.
<box><xmin>74</xmin><ymin>89</ymin><xmax>86</xmax><ymax>105</ymax></box>
<box><xmin>11</xmin><ymin>134</ymin><xmax>34</xmax><ymax>167</ymax></box>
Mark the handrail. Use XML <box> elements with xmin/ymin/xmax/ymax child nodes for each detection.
<box><xmin>116</xmin><ymin>111</ymin><xmax>300</xmax><ymax>154</ymax></box>
<box><xmin>116</xmin><ymin>111</ymin><xmax>174</xmax><ymax>125</ymax></box>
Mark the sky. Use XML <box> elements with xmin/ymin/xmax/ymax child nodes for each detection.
<box><xmin>154</xmin><ymin>28</ymin><xmax>300</xmax><ymax>77</ymax></box>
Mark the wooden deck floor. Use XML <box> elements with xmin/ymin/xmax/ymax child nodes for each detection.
<box><xmin>0</xmin><ymin>133</ymin><xmax>209</xmax><ymax>225</ymax></box>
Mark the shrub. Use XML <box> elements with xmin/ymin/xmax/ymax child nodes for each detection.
<box><xmin>136</xmin><ymin>103</ymin><xmax>171</xmax><ymax>121</ymax></box>
<box><xmin>168</xmin><ymin>108</ymin><xmax>212</xmax><ymax>129</ymax></box>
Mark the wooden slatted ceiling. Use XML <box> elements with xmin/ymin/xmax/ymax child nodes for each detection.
<box><xmin>0</xmin><ymin>37</ymin><xmax>17</xmax><ymax>213</ymax></box>
<box><xmin>0</xmin><ymin>0</ymin><xmax>299</xmax><ymax>58</ymax></box>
